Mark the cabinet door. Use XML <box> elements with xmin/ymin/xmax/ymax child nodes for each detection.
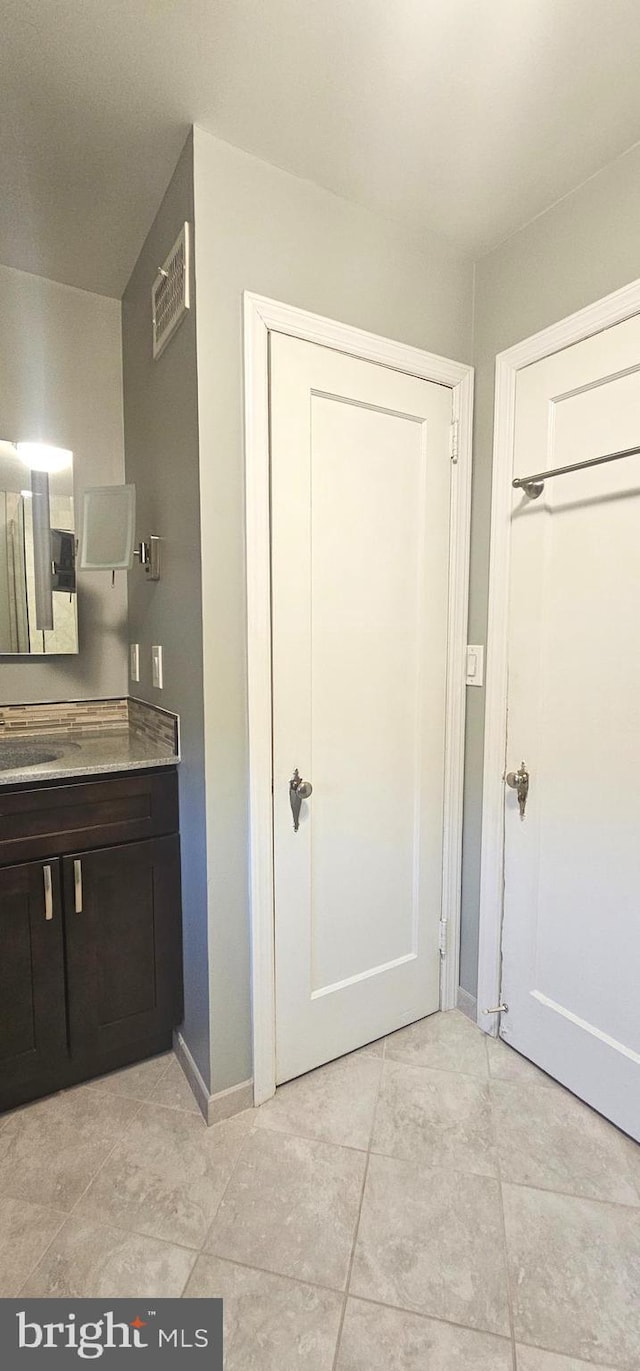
<box><xmin>63</xmin><ymin>836</ymin><xmax>183</xmax><ymax>1060</ymax></box>
<box><xmin>0</xmin><ymin>860</ymin><xmax>68</xmax><ymax>1098</ymax></box>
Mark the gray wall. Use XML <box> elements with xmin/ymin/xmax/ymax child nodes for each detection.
<box><xmin>193</xmin><ymin>127</ymin><xmax>475</xmax><ymax>1092</ymax></box>
<box><xmin>460</xmin><ymin>140</ymin><xmax>640</xmax><ymax>994</ymax></box>
<box><xmin>0</xmin><ymin>263</ymin><xmax>127</xmax><ymax>702</ymax></box>
<box><xmin>122</xmin><ymin>134</ymin><xmax>211</xmax><ymax>1087</ymax></box>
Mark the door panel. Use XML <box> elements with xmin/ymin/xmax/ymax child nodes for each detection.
<box><xmin>270</xmin><ymin>333</ymin><xmax>452</xmax><ymax>1083</ymax></box>
<box><xmin>63</xmin><ymin>836</ymin><xmax>183</xmax><ymax>1060</ymax></box>
<box><xmin>311</xmin><ymin>397</ymin><xmax>430</xmax><ymax>987</ymax></box>
<box><xmin>503</xmin><ymin>313</ymin><xmax>640</xmax><ymax>1139</ymax></box>
<box><xmin>0</xmin><ymin>859</ymin><xmax>67</xmax><ymax>1096</ymax></box>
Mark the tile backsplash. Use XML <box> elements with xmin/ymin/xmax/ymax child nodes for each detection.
<box><xmin>127</xmin><ymin>697</ymin><xmax>178</xmax><ymax>752</ymax></box>
<box><xmin>0</xmin><ymin>697</ymin><xmax>178</xmax><ymax>754</ymax></box>
<box><xmin>0</xmin><ymin>699</ymin><xmax>128</xmax><ymax>734</ymax></box>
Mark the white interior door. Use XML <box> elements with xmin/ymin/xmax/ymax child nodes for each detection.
<box><xmin>270</xmin><ymin>332</ymin><xmax>453</xmax><ymax>1084</ymax></box>
<box><xmin>502</xmin><ymin>313</ymin><xmax>640</xmax><ymax>1139</ymax></box>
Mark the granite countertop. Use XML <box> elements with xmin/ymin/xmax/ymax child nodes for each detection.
<box><xmin>0</xmin><ymin>698</ymin><xmax>179</xmax><ymax>786</ymax></box>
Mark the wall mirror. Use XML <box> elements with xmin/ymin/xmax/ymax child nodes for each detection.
<box><xmin>0</xmin><ymin>439</ymin><xmax>78</xmax><ymax>655</ymax></box>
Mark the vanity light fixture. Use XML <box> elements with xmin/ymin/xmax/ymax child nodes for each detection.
<box><xmin>31</xmin><ymin>469</ymin><xmax>54</xmax><ymax>631</ymax></box>
<box><xmin>17</xmin><ymin>441</ymin><xmax>73</xmax><ymax>473</ymax></box>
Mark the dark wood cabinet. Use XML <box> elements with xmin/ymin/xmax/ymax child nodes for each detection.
<box><xmin>0</xmin><ymin>859</ymin><xmax>68</xmax><ymax>1090</ymax></box>
<box><xmin>0</xmin><ymin>769</ymin><xmax>182</xmax><ymax>1112</ymax></box>
<box><xmin>0</xmin><ymin>770</ymin><xmax>179</xmax><ymax>866</ymax></box>
<box><xmin>63</xmin><ymin>836</ymin><xmax>183</xmax><ymax>1061</ymax></box>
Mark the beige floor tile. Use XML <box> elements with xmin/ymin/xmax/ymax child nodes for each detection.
<box><xmin>487</xmin><ymin>1035</ymin><xmax>556</xmax><ymax>1087</ymax></box>
<box><xmin>0</xmin><ymin>1086</ymin><xmax>141</xmax><ymax>1210</ymax></box>
<box><xmin>149</xmin><ymin>1056</ymin><xmax>201</xmax><ymax>1114</ymax></box>
<box><xmin>22</xmin><ymin>1215</ymin><xmax>196</xmax><ymax>1297</ymax></box>
<box><xmin>256</xmin><ymin>1052</ymin><xmax>382</xmax><ymax>1150</ymax></box>
<box><xmin>0</xmin><ymin>1196</ymin><xmax>66</xmax><ymax>1296</ymax></box>
<box><xmin>75</xmin><ymin>1105</ymin><xmax>252</xmax><ymax>1249</ymax></box>
<box><xmin>336</xmin><ymin>1298</ymin><xmax>513</xmax><ymax>1370</ymax></box>
<box><xmin>184</xmin><ymin>1255</ymin><xmax>342</xmax><ymax>1370</ymax></box>
<box><xmin>351</xmin><ymin>1153</ymin><xmax>510</xmax><ymax>1335</ymax></box>
<box><xmin>385</xmin><ymin>1010</ymin><xmax>488</xmax><ymax>1078</ymax></box>
<box><xmin>372</xmin><ymin>1060</ymin><xmax>497</xmax><ymax>1176</ymax></box>
<box><xmin>503</xmin><ymin>1182</ymin><xmax>640</xmax><ymax>1369</ymax></box>
<box><xmin>353</xmin><ymin>1037</ymin><xmax>385</xmax><ymax>1059</ymax></box>
<box><xmin>2</xmin><ymin>1001</ymin><xmax>634</xmax><ymax>1371</ymax></box>
<box><xmin>0</xmin><ymin>1123</ymin><xmax>14</xmax><ymax>1157</ymax></box>
<box><xmin>205</xmin><ymin>1128</ymin><xmax>366</xmax><ymax>1290</ymax></box>
<box><xmin>516</xmin><ymin>1346</ymin><xmax>618</xmax><ymax>1370</ymax></box>
<box><xmin>87</xmin><ymin>1051</ymin><xmax>173</xmax><ymax>1100</ymax></box>
<box><xmin>493</xmin><ymin>1077</ymin><xmax>640</xmax><ymax>1205</ymax></box>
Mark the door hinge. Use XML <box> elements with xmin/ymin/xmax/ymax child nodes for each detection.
<box><xmin>439</xmin><ymin>918</ymin><xmax>448</xmax><ymax>958</ymax></box>
<box><xmin>449</xmin><ymin>419</ymin><xmax>459</xmax><ymax>464</ymax></box>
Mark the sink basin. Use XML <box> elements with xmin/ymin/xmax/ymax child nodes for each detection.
<box><xmin>0</xmin><ymin>743</ymin><xmax>62</xmax><ymax>771</ymax></box>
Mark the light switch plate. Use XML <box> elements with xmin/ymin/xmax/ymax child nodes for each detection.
<box><xmin>466</xmin><ymin>644</ymin><xmax>484</xmax><ymax>687</ymax></box>
<box><xmin>151</xmin><ymin>644</ymin><xmax>163</xmax><ymax>689</ymax></box>
<box><xmin>129</xmin><ymin>643</ymin><xmax>140</xmax><ymax>683</ymax></box>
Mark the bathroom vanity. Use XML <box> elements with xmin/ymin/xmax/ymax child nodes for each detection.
<box><xmin>0</xmin><ymin>700</ymin><xmax>183</xmax><ymax>1113</ymax></box>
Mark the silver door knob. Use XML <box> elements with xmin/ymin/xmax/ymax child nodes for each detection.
<box><xmin>506</xmin><ymin>761</ymin><xmax>529</xmax><ymax>818</ymax></box>
<box><xmin>289</xmin><ymin>768</ymin><xmax>313</xmax><ymax>831</ymax></box>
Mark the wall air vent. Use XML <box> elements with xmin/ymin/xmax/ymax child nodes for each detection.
<box><xmin>152</xmin><ymin>222</ymin><xmax>191</xmax><ymax>359</ymax></box>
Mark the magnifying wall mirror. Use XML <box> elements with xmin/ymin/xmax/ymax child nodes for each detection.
<box><xmin>0</xmin><ymin>439</ymin><xmax>78</xmax><ymax>656</ymax></box>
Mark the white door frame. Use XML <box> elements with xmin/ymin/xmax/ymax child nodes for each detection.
<box><xmin>477</xmin><ymin>275</ymin><xmax>640</xmax><ymax>1034</ymax></box>
<box><xmin>244</xmin><ymin>292</ymin><xmax>474</xmax><ymax>1103</ymax></box>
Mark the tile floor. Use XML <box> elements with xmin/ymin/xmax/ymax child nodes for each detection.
<box><xmin>1</xmin><ymin>1011</ymin><xmax>639</xmax><ymax>1370</ymax></box>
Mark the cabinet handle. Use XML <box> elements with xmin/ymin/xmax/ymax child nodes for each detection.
<box><xmin>43</xmin><ymin>864</ymin><xmax>53</xmax><ymax>921</ymax></box>
<box><xmin>74</xmin><ymin>859</ymin><xmax>83</xmax><ymax>914</ymax></box>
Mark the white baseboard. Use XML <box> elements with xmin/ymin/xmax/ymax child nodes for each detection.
<box><xmin>456</xmin><ymin>986</ymin><xmax>478</xmax><ymax>1022</ymax></box>
<box><xmin>173</xmin><ymin>1030</ymin><xmax>254</xmax><ymax>1126</ymax></box>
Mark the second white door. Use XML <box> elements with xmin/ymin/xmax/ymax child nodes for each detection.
<box><xmin>270</xmin><ymin>332</ymin><xmax>453</xmax><ymax>1084</ymax></box>
<box><xmin>501</xmin><ymin>313</ymin><xmax>640</xmax><ymax>1140</ymax></box>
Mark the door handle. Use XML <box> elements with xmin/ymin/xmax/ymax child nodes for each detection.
<box><xmin>43</xmin><ymin>864</ymin><xmax>53</xmax><ymax>920</ymax></box>
<box><xmin>506</xmin><ymin>761</ymin><xmax>529</xmax><ymax>818</ymax></box>
<box><xmin>289</xmin><ymin>768</ymin><xmax>313</xmax><ymax>832</ymax></box>
<box><xmin>74</xmin><ymin>858</ymin><xmax>83</xmax><ymax>913</ymax></box>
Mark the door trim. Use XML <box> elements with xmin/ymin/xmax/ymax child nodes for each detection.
<box><xmin>477</xmin><ymin>274</ymin><xmax>640</xmax><ymax>1035</ymax></box>
<box><xmin>244</xmin><ymin>292</ymin><xmax>474</xmax><ymax>1103</ymax></box>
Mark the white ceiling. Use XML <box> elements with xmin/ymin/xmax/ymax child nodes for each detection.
<box><xmin>2</xmin><ymin>0</ymin><xmax>640</xmax><ymax>298</ymax></box>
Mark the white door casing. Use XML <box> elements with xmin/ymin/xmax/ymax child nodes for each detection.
<box><xmin>244</xmin><ymin>294</ymin><xmax>473</xmax><ymax>1103</ymax></box>
<box><xmin>271</xmin><ymin>333</ymin><xmax>451</xmax><ymax>1082</ymax></box>
<box><xmin>479</xmin><ymin>287</ymin><xmax>640</xmax><ymax>1140</ymax></box>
